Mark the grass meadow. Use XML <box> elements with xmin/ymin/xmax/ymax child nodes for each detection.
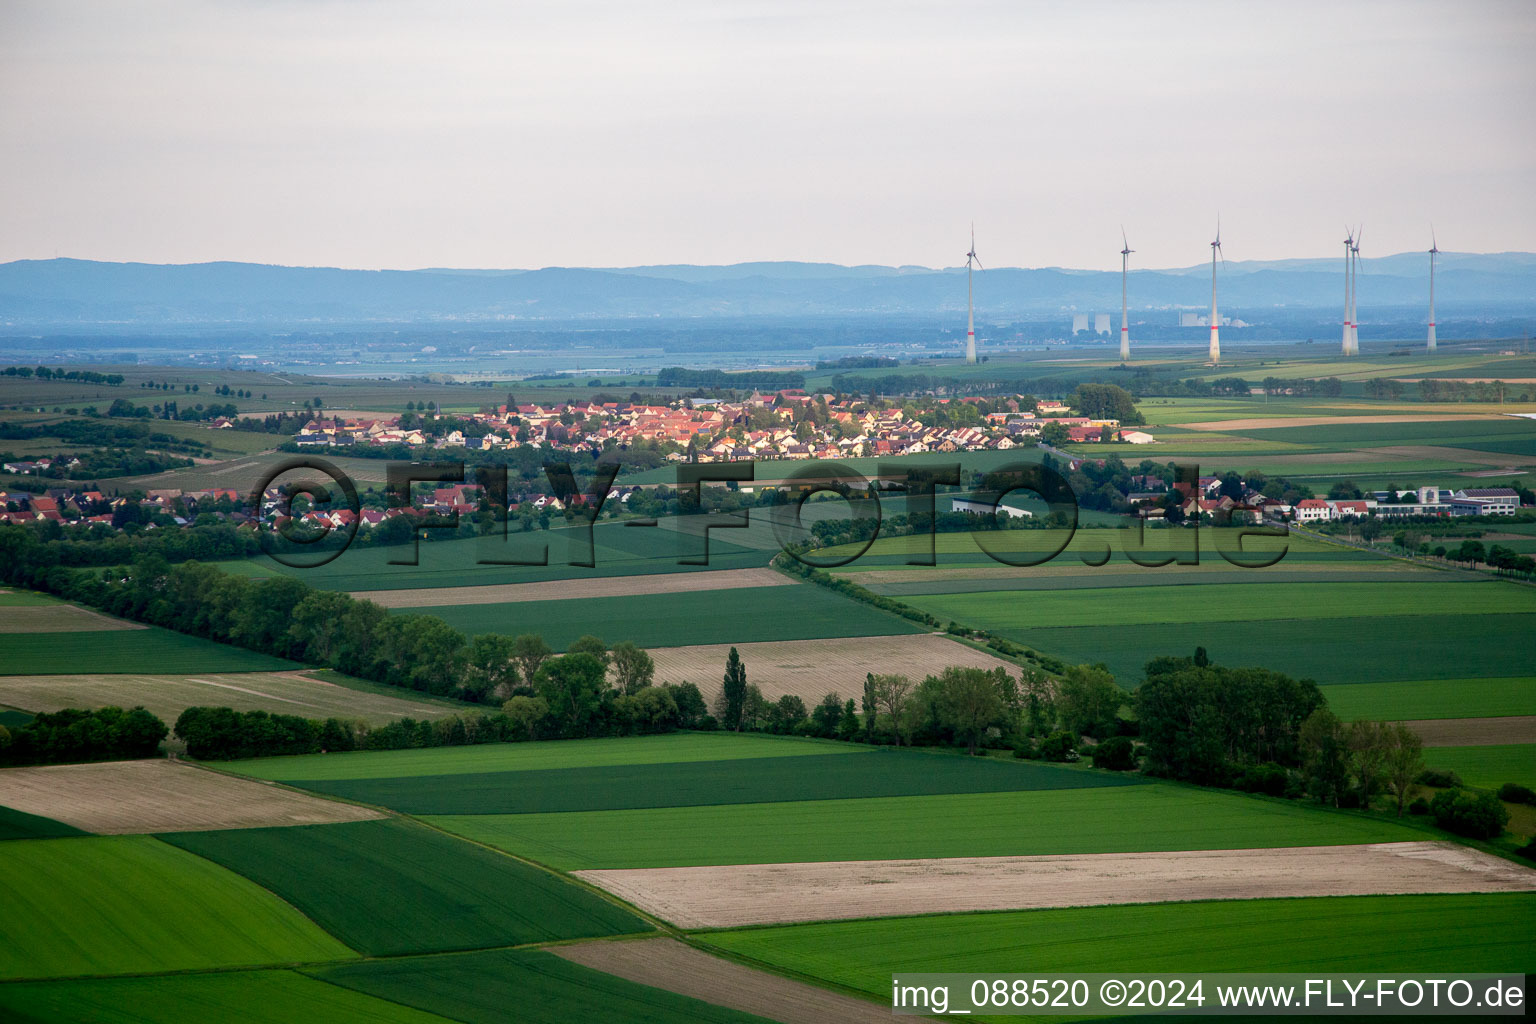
<box><xmin>1323</xmin><ymin>677</ymin><xmax>1536</xmax><ymax>721</ymax></box>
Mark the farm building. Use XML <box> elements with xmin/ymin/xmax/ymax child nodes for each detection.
<box><xmin>951</xmin><ymin>497</ymin><xmax>1032</xmax><ymax>519</ymax></box>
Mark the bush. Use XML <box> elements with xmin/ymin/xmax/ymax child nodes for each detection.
<box><xmin>1407</xmin><ymin>797</ymin><xmax>1431</xmax><ymax>816</ymax></box>
<box><xmin>1415</xmin><ymin>768</ymin><xmax>1463</xmax><ymax>788</ymax></box>
<box><xmin>1235</xmin><ymin>762</ymin><xmax>1289</xmax><ymax>797</ymax></box>
<box><xmin>1496</xmin><ymin>782</ymin><xmax>1536</xmax><ymax>805</ymax></box>
<box><xmin>1012</xmin><ymin>738</ymin><xmax>1039</xmax><ymax>760</ymax></box>
<box><xmin>1091</xmin><ymin>735</ymin><xmax>1137</xmax><ymax>771</ymax></box>
<box><xmin>1516</xmin><ymin>839</ymin><xmax>1536</xmax><ymax>863</ymax></box>
<box><xmin>1039</xmin><ymin>730</ymin><xmax>1078</xmax><ymax>762</ymax></box>
<box><xmin>1430</xmin><ymin>788</ymin><xmax>1509</xmax><ymax>839</ymax></box>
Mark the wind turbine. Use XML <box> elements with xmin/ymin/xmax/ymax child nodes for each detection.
<box><xmin>1427</xmin><ymin>229</ymin><xmax>1439</xmax><ymax>352</ymax></box>
<box><xmin>1350</xmin><ymin>226</ymin><xmax>1363</xmax><ymax>354</ymax></box>
<box><xmin>1119</xmin><ymin>227</ymin><xmax>1133</xmax><ymax>362</ymax></box>
<box><xmin>965</xmin><ymin>224</ymin><xmax>981</xmax><ymax>364</ymax></box>
<box><xmin>1208</xmin><ymin>218</ymin><xmax>1223</xmax><ymax>365</ymax></box>
<box><xmin>1341</xmin><ymin>226</ymin><xmax>1355</xmax><ymax>356</ymax></box>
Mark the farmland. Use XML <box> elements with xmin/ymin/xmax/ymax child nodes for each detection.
<box><xmin>702</xmin><ymin>894</ymin><xmax>1536</xmax><ymax>1010</ymax></box>
<box><xmin>429</xmin><ymin>780</ymin><xmax>1426</xmax><ymax>870</ymax></box>
<box><xmin>1424</xmin><ymin>743</ymin><xmax>1536</xmax><ymax>790</ymax></box>
<box><xmin>0</xmin><ymin>670</ymin><xmax>470</xmax><ymax>727</ymax></box>
<box><xmin>0</xmin><ymin>835</ymin><xmax>353</xmax><ymax>979</ymax></box>
<box><xmin>160</xmin><ymin>818</ymin><xmax>649</xmax><ymax>955</ymax></box>
<box><xmin>410</xmin><ymin>582</ymin><xmax>923</xmax><ymax>651</ymax></box>
<box><xmin>0</xmin><ymin>760</ymin><xmax>383</xmax><ymax>834</ymax></box>
<box><xmin>224</xmin><ymin>730</ymin><xmax>859</xmax><ymax>782</ymax></box>
<box><xmin>1319</xmin><ymin>677</ymin><xmax>1536</xmax><ymax>721</ymax></box>
<box><xmin>0</xmin><ymin>620</ymin><xmax>296</xmax><ymax>675</ymax></box>
<box><xmin>280</xmin><ymin>748</ymin><xmax>1140</xmax><ymax>816</ymax></box>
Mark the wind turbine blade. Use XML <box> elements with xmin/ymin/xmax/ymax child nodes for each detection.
<box><xmin>1121</xmin><ymin>225</ymin><xmax>1128</xmax><ymax>250</ymax></box>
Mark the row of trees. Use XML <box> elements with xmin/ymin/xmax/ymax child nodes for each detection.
<box><xmin>0</xmin><ymin>707</ymin><xmax>167</xmax><ymax>766</ymax></box>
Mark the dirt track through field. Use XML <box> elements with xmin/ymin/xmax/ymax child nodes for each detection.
<box><xmin>0</xmin><ymin>605</ymin><xmax>147</xmax><ymax>633</ymax></box>
<box><xmin>0</xmin><ymin>759</ymin><xmax>383</xmax><ymax>833</ymax></box>
<box><xmin>576</xmin><ymin>843</ymin><xmax>1536</xmax><ymax>928</ymax></box>
<box><xmin>1178</xmin><ymin>414</ymin><xmax>1505</xmax><ymax>431</ymax></box>
<box><xmin>1405</xmin><ymin>716</ymin><xmax>1536</xmax><ymax>747</ymax></box>
<box><xmin>552</xmin><ymin>937</ymin><xmax>894</xmax><ymax>1024</ymax></box>
<box><xmin>649</xmin><ymin>634</ymin><xmax>1014</xmax><ymax>703</ymax></box>
<box><xmin>352</xmin><ymin>567</ymin><xmax>791</xmax><ymax>607</ymax></box>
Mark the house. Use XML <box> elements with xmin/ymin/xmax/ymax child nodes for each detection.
<box><xmin>1293</xmin><ymin>498</ymin><xmax>1332</xmax><ymax>522</ymax></box>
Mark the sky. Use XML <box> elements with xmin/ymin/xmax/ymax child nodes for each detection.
<box><xmin>1</xmin><ymin>0</ymin><xmax>1532</xmax><ymax>272</ymax></box>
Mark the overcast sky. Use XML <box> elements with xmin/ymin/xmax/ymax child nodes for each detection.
<box><xmin>1</xmin><ymin>0</ymin><xmax>1531</xmax><ymax>271</ymax></box>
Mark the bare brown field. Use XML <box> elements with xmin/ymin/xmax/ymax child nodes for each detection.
<box><xmin>0</xmin><ymin>759</ymin><xmax>383</xmax><ymax>833</ymax></box>
<box><xmin>649</xmin><ymin>634</ymin><xmax>1014</xmax><ymax>703</ymax></box>
<box><xmin>552</xmin><ymin>937</ymin><xmax>894</xmax><ymax>1024</ymax></box>
<box><xmin>0</xmin><ymin>671</ymin><xmax>461</xmax><ymax>726</ymax></box>
<box><xmin>0</xmin><ymin>605</ymin><xmax>146</xmax><ymax>633</ymax></box>
<box><xmin>1406</xmin><ymin>716</ymin><xmax>1536</xmax><ymax>747</ymax></box>
<box><xmin>576</xmin><ymin>842</ymin><xmax>1536</xmax><ymax>928</ymax></box>
<box><xmin>1179</xmin><ymin>414</ymin><xmax>1505</xmax><ymax>431</ymax></box>
<box><xmin>353</xmin><ymin>567</ymin><xmax>792</xmax><ymax>608</ymax></box>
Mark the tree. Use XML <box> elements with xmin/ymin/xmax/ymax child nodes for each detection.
<box><xmin>1347</xmin><ymin>718</ymin><xmax>1390</xmax><ymax>809</ymax></box>
<box><xmin>837</xmin><ymin>698</ymin><xmax>861</xmax><ymax>741</ymax></box>
<box><xmin>512</xmin><ymin>634</ymin><xmax>552</xmax><ymax>691</ymax></box>
<box><xmin>1382</xmin><ymin>722</ymin><xmax>1425</xmax><ymax>817</ymax></box>
<box><xmin>1300</xmin><ymin>708</ymin><xmax>1350</xmax><ymax>807</ymax></box>
<box><xmin>535</xmin><ymin>653</ymin><xmax>608</xmax><ymax>737</ymax></box>
<box><xmin>932</xmin><ymin>666</ymin><xmax>1007</xmax><ymax>755</ymax></box>
<box><xmin>664</xmin><ymin>682</ymin><xmax>707</xmax><ymax>728</ymax></box>
<box><xmin>465</xmin><ymin>633</ymin><xmax>518</xmax><ymax>702</ymax></box>
<box><xmin>501</xmin><ymin>695</ymin><xmax>548</xmax><ymax>740</ymax></box>
<box><xmin>1056</xmin><ymin>664</ymin><xmax>1125</xmax><ymax>738</ymax></box>
<box><xmin>810</xmin><ymin>692</ymin><xmax>843</xmax><ymax>737</ymax></box>
<box><xmin>1068</xmin><ymin>382</ymin><xmax>1143</xmax><ymax>424</ymax></box>
<box><xmin>868</xmin><ymin>673</ymin><xmax>915</xmax><ymax>745</ymax></box>
<box><xmin>611</xmin><ymin>642</ymin><xmax>655</xmax><ymax>696</ymax></box>
<box><xmin>769</xmin><ymin>694</ymin><xmax>808</xmax><ymax>734</ymax></box>
<box><xmin>1040</xmin><ymin>421</ymin><xmax>1071</xmax><ymax>446</ymax></box>
<box><xmin>568</xmin><ymin>634</ymin><xmax>610</xmax><ymax>670</ymax></box>
<box><xmin>721</xmin><ymin>647</ymin><xmax>747</xmax><ymax>731</ymax></box>
<box><xmin>1430</xmin><ymin>788</ymin><xmax>1508</xmax><ymax>839</ymax></box>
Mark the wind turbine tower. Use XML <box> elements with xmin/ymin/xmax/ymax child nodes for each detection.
<box><xmin>1341</xmin><ymin>227</ymin><xmax>1355</xmax><ymax>355</ymax></box>
<box><xmin>1120</xmin><ymin>228</ymin><xmax>1133</xmax><ymax>362</ymax></box>
<box><xmin>965</xmin><ymin>225</ymin><xmax>981</xmax><ymax>364</ymax></box>
<box><xmin>1428</xmin><ymin>230</ymin><xmax>1439</xmax><ymax>352</ymax></box>
<box><xmin>1208</xmin><ymin>220</ymin><xmax>1223</xmax><ymax>365</ymax></box>
<box><xmin>1349</xmin><ymin>228</ymin><xmax>1363</xmax><ymax>354</ymax></box>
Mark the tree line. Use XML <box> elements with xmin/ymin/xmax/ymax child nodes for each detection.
<box><xmin>0</xmin><ymin>707</ymin><xmax>167</xmax><ymax>766</ymax></box>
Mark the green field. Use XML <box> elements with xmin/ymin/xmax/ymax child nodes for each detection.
<box><xmin>897</xmin><ymin>579</ymin><xmax>1535</xmax><ymax>631</ymax></box>
<box><xmin>0</xmin><ymin>971</ymin><xmax>457</xmax><ymax>1024</ymax></box>
<box><xmin>429</xmin><ymin>783</ymin><xmax>1425</xmax><ymax>870</ymax></box>
<box><xmin>224</xmin><ymin>730</ymin><xmax>860</xmax><ymax>782</ymax></box>
<box><xmin>1011</xmin><ymin>613</ymin><xmax>1536</xmax><ymax>685</ymax></box>
<box><xmin>312</xmin><ymin>948</ymin><xmax>773</xmax><ymax>1024</ymax></box>
<box><xmin>1323</xmin><ymin>677</ymin><xmax>1536</xmax><ymax>720</ymax></box>
<box><xmin>0</xmin><ymin>806</ymin><xmax>86</xmax><ymax>842</ymax></box>
<box><xmin>0</xmin><ymin>626</ymin><xmax>297</xmax><ymax>675</ymax></box>
<box><xmin>0</xmin><ymin>835</ymin><xmax>352</xmax><ymax>979</ymax></box>
<box><xmin>704</xmin><ymin>894</ymin><xmax>1536</xmax><ymax>1012</ymax></box>
<box><xmin>1238</xmin><ymin>418</ymin><xmax>1536</xmax><ymax>447</ymax></box>
<box><xmin>1423</xmin><ymin>744</ymin><xmax>1536</xmax><ymax>791</ymax></box>
<box><xmin>0</xmin><ymin>590</ymin><xmax>64</xmax><ymax>606</ymax></box>
<box><xmin>414</xmin><ymin>583</ymin><xmax>922</xmax><ymax>650</ymax></box>
<box><xmin>160</xmin><ymin>818</ymin><xmax>648</xmax><ymax>955</ymax></box>
<box><xmin>283</xmin><ymin>749</ymin><xmax>1141</xmax><ymax>815</ymax></box>
<box><xmin>234</xmin><ymin>515</ymin><xmax>774</xmax><ymax>592</ymax></box>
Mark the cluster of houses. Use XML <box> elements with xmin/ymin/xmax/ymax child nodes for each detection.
<box><xmin>282</xmin><ymin>391</ymin><xmax>1152</xmax><ymax>462</ymax></box>
<box><xmin>0</xmin><ymin>486</ymin><xmax>146</xmax><ymax>526</ymax></box>
<box><xmin>1</xmin><ymin>456</ymin><xmax>80</xmax><ymax>476</ymax></box>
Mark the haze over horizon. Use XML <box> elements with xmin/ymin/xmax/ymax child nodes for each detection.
<box><xmin>2</xmin><ymin>0</ymin><xmax>1532</xmax><ymax>273</ymax></box>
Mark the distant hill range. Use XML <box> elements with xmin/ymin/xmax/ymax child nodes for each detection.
<box><xmin>1</xmin><ymin>254</ymin><xmax>1532</xmax><ymax>324</ymax></box>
